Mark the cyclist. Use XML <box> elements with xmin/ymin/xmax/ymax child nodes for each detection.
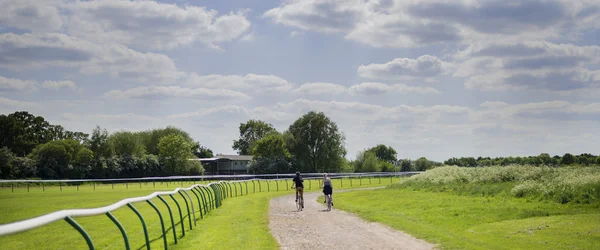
<box><xmin>291</xmin><ymin>171</ymin><xmax>304</xmax><ymax>208</ymax></box>
<box><xmin>322</xmin><ymin>173</ymin><xmax>333</xmax><ymax>206</ymax></box>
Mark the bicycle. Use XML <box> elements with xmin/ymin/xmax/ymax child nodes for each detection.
<box><xmin>325</xmin><ymin>193</ymin><xmax>332</xmax><ymax>211</ymax></box>
<box><xmin>296</xmin><ymin>195</ymin><xmax>304</xmax><ymax>211</ymax></box>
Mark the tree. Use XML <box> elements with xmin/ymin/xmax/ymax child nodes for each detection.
<box><xmin>158</xmin><ymin>134</ymin><xmax>196</xmax><ymax>175</ymax></box>
<box><xmin>109</xmin><ymin>131</ymin><xmax>146</xmax><ymax>157</ymax></box>
<box><xmin>193</xmin><ymin>143</ymin><xmax>214</xmax><ymax>158</ymax></box>
<box><xmin>414</xmin><ymin>157</ymin><xmax>433</xmax><ymax>171</ymax></box>
<box><xmin>286</xmin><ymin>111</ymin><xmax>346</xmax><ymax>173</ymax></box>
<box><xmin>366</xmin><ymin>144</ymin><xmax>398</xmax><ymax>163</ymax></box>
<box><xmin>29</xmin><ymin>139</ymin><xmax>86</xmax><ymax>179</ymax></box>
<box><xmin>0</xmin><ymin>147</ymin><xmax>17</xmax><ymax>178</ymax></box>
<box><xmin>140</xmin><ymin>126</ymin><xmax>195</xmax><ymax>155</ymax></box>
<box><xmin>251</xmin><ymin>132</ymin><xmax>291</xmax><ymax>160</ymax></box>
<box><xmin>538</xmin><ymin>153</ymin><xmax>552</xmax><ymax>165</ymax></box>
<box><xmin>87</xmin><ymin>126</ymin><xmax>113</xmax><ymax>159</ymax></box>
<box><xmin>400</xmin><ymin>159</ymin><xmax>413</xmax><ymax>172</ymax></box>
<box><xmin>232</xmin><ymin>120</ymin><xmax>276</xmax><ymax>155</ymax></box>
<box><xmin>560</xmin><ymin>153</ymin><xmax>575</xmax><ymax>165</ymax></box>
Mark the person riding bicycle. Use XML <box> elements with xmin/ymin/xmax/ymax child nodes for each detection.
<box><xmin>321</xmin><ymin>173</ymin><xmax>333</xmax><ymax>206</ymax></box>
<box><xmin>291</xmin><ymin>171</ymin><xmax>304</xmax><ymax>208</ymax></box>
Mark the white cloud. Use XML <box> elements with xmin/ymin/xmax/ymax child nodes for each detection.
<box><xmin>264</xmin><ymin>0</ymin><xmax>600</xmax><ymax>48</ymax></box>
<box><xmin>0</xmin><ymin>76</ymin><xmax>39</xmax><ymax>92</ymax></box>
<box><xmin>293</xmin><ymin>82</ymin><xmax>347</xmax><ymax>95</ymax></box>
<box><xmin>65</xmin><ymin>0</ymin><xmax>250</xmax><ymax>50</ymax></box>
<box><xmin>358</xmin><ymin>55</ymin><xmax>454</xmax><ymax>80</ymax></box>
<box><xmin>9</xmin><ymin>0</ymin><xmax>251</xmax><ymax>51</ymax></box>
<box><xmin>0</xmin><ymin>32</ymin><xmax>183</xmax><ymax>83</ymax></box>
<box><xmin>42</xmin><ymin>80</ymin><xmax>76</xmax><ymax>90</ymax></box>
<box><xmin>455</xmin><ymin>41</ymin><xmax>600</xmax><ymax>92</ymax></box>
<box><xmin>105</xmin><ymin>85</ymin><xmax>250</xmax><ymax>101</ymax></box>
<box><xmin>186</xmin><ymin>73</ymin><xmax>293</xmax><ymax>93</ymax></box>
<box><xmin>349</xmin><ymin>82</ymin><xmax>441</xmax><ymax>95</ymax></box>
<box><xmin>0</xmin><ymin>0</ymin><xmax>64</xmax><ymax>32</ymax></box>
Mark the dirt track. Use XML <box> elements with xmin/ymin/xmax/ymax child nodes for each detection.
<box><xmin>268</xmin><ymin>188</ymin><xmax>436</xmax><ymax>250</ymax></box>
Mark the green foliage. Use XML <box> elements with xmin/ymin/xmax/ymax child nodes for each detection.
<box><xmin>401</xmin><ymin>165</ymin><xmax>600</xmax><ymax>204</ymax></box>
<box><xmin>28</xmin><ymin>139</ymin><xmax>88</xmax><ymax>179</ymax></box>
<box><xmin>0</xmin><ymin>111</ymin><xmax>88</xmax><ymax>157</ymax></box>
<box><xmin>87</xmin><ymin>126</ymin><xmax>113</xmax><ymax>158</ymax></box>
<box><xmin>561</xmin><ymin>153</ymin><xmax>575</xmax><ymax>165</ymax></box>
<box><xmin>109</xmin><ymin>131</ymin><xmax>146</xmax><ymax>157</ymax></box>
<box><xmin>366</xmin><ymin>144</ymin><xmax>397</xmax><ymax>163</ymax></box>
<box><xmin>194</xmin><ymin>143</ymin><xmax>214</xmax><ymax>158</ymax></box>
<box><xmin>0</xmin><ymin>147</ymin><xmax>17</xmax><ymax>178</ymax></box>
<box><xmin>414</xmin><ymin>157</ymin><xmax>433</xmax><ymax>171</ymax></box>
<box><xmin>286</xmin><ymin>111</ymin><xmax>346</xmax><ymax>173</ymax></box>
<box><xmin>232</xmin><ymin>120</ymin><xmax>276</xmax><ymax>155</ymax></box>
<box><xmin>251</xmin><ymin>132</ymin><xmax>290</xmax><ymax>160</ymax></box>
<box><xmin>399</xmin><ymin>159</ymin><xmax>413</xmax><ymax>172</ymax></box>
<box><xmin>158</xmin><ymin>134</ymin><xmax>197</xmax><ymax>175</ymax></box>
<box><xmin>138</xmin><ymin>126</ymin><xmax>195</xmax><ymax>155</ymax></box>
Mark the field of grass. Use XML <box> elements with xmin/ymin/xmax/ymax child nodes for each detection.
<box><xmin>333</xmin><ymin>166</ymin><xmax>600</xmax><ymax>250</ymax></box>
<box><xmin>0</xmin><ymin>176</ymin><xmax>396</xmax><ymax>250</ymax></box>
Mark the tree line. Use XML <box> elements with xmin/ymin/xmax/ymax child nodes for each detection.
<box><xmin>2</xmin><ymin>110</ymin><xmax>599</xmax><ymax>179</ymax></box>
<box><xmin>232</xmin><ymin>113</ymin><xmax>599</xmax><ymax>174</ymax></box>
<box><xmin>0</xmin><ymin>111</ymin><xmax>213</xmax><ymax>179</ymax></box>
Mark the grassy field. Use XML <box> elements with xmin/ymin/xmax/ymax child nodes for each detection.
<box><xmin>333</xmin><ymin>166</ymin><xmax>600</xmax><ymax>250</ymax></box>
<box><xmin>0</xmin><ymin>176</ymin><xmax>396</xmax><ymax>250</ymax></box>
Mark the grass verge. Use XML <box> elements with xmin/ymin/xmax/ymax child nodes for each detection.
<box><xmin>334</xmin><ymin>187</ymin><xmax>600</xmax><ymax>249</ymax></box>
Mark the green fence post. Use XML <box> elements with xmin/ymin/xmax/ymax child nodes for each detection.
<box><xmin>65</xmin><ymin>216</ymin><xmax>95</xmax><ymax>250</ymax></box>
<box><xmin>276</xmin><ymin>180</ymin><xmax>279</xmax><ymax>191</ymax></box>
<box><xmin>157</xmin><ymin>195</ymin><xmax>178</xmax><ymax>244</ymax></box>
<box><xmin>267</xmin><ymin>180</ymin><xmax>270</xmax><ymax>192</ymax></box>
<box><xmin>350</xmin><ymin>177</ymin><xmax>353</xmax><ymax>187</ymax></box>
<box><xmin>178</xmin><ymin>191</ymin><xmax>193</xmax><ymax>229</ymax></box>
<box><xmin>252</xmin><ymin>180</ymin><xmax>255</xmax><ymax>193</ymax></box>
<box><xmin>285</xmin><ymin>180</ymin><xmax>289</xmax><ymax>190</ymax></box>
<box><xmin>245</xmin><ymin>181</ymin><xmax>249</xmax><ymax>195</ymax></box>
<box><xmin>127</xmin><ymin>203</ymin><xmax>150</xmax><ymax>250</ymax></box>
<box><xmin>169</xmin><ymin>194</ymin><xmax>186</xmax><ymax>237</ymax></box>
<box><xmin>259</xmin><ymin>180</ymin><xmax>262</xmax><ymax>192</ymax></box>
<box><xmin>309</xmin><ymin>179</ymin><xmax>312</xmax><ymax>190</ymax></box>
<box><xmin>369</xmin><ymin>177</ymin><xmax>372</xmax><ymax>184</ymax></box>
<box><xmin>146</xmin><ymin>200</ymin><xmax>168</xmax><ymax>250</ymax></box>
<box><xmin>341</xmin><ymin>178</ymin><xmax>343</xmax><ymax>188</ymax></box>
<box><xmin>42</xmin><ymin>182</ymin><xmax>45</xmax><ymax>192</ymax></box>
<box><xmin>233</xmin><ymin>182</ymin><xmax>238</xmax><ymax>197</ymax></box>
<box><xmin>202</xmin><ymin>186</ymin><xmax>214</xmax><ymax>210</ymax></box>
<box><xmin>182</xmin><ymin>190</ymin><xmax>197</xmax><ymax>225</ymax></box>
<box><xmin>189</xmin><ymin>188</ymin><xmax>203</xmax><ymax>219</ymax></box>
<box><xmin>106</xmin><ymin>212</ymin><xmax>130</xmax><ymax>250</ymax></box>
<box><xmin>195</xmin><ymin>187</ymin><xmax>208</xmax><ymax>215</ymax></box>
<box><xmin>200</xmin><ymin>186</ymin><xmax>212</xmax><ymax>211</ymax></box>
<box><xmin>360</xmin><ymin>176</ymin><xmax>362</xmax><ymax>186</ymax></box>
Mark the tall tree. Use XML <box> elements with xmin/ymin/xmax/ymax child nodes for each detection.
<box><xmin>109</xmin><ymin>131</ymin><xmax>146</xmax><ymax>157</ymax></box>
<box><xmin>286</xmin><ymin>111</ymin><xmax>346</xmax><ymax>173</ymax></box>
<box><xmin>193</xmin><ymin>143</ymin><xmax>214</xmax><ymax>158</ymax></box>
<box><xmin>232</xmin><ymin>120</ymin><xmax>276</xmax><ymax>155</ymax></box>
<box><xmin>87</xmin><ymin>126</ymin><xmax>113</xmax><ymax>159</ymax></box>
<box><xmin>251</xmin><ymin>132</ymin><xmax>291</xmax><ymax>160</ymax></box>
<box><xmin>366</xmin><ymin>144</ymin><xmax>398</xmax><ymax>163</ymax></box>
<box><xmin>158</xmin><ymin>134</ymin><xmax>196</xmax><ymax>175</ymax></box>
<box><xmin>140</xmin><ymin>126</ymin><xmax>195</xmax><ymax>155</ymax></box>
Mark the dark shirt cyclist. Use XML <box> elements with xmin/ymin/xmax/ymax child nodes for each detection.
<box><xmin>291</xmin><ymin>171</ymin><xmax>304</xmax><ymax>208</ymax></box>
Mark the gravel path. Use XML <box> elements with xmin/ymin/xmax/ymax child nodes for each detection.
<box><xmin>268</xmin><ymin>188</ymin><xmax>436</xmax><ymax>250</ymax></box>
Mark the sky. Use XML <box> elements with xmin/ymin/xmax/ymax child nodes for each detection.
<box><xmin>1</xmin><ymin>0</ymin><xmax>599</xmax><ymax>162</ymax></box>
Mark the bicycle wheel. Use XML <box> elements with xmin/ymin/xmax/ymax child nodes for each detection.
<box><xmin>327</xmin><ymin>195</ymin><xmax>332</xmax><ymax>211</ymax></box>
<box><xmin>296</xmin><ymin>199</ymin><xmax>301</xmax><ymax>211</ymax></box>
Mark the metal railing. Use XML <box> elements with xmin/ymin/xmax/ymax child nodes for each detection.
<box><xmin>0</xmin><ymin>172</ymin><xmax>420</xmax><ymax>249</ymax></box>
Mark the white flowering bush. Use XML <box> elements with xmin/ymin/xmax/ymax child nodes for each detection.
<box><xmin>397</xmin><ymin>165</ymin><xmax>600</xmax><ymax>204</ymax></box>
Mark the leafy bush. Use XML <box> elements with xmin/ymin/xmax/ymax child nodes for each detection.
<box><xmin>398</xmin><ymin>165</ymin><xmax>600</xmax><ymax>204</ymax></box>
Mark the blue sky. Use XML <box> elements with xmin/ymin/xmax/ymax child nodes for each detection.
<box><xmin>1</xmin><ymin>0</ymin><xmax>599</xmax><ymax>161</ymax></box>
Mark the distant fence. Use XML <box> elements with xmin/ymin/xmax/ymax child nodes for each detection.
<box><xmin>0</xmin><ymin>172</ymin><xmax>421</xmax><ymax>250</ymax></box>
<box><xmin>0</xmin><ymin>172</ymin><xmax>423</xmax><ymax>192</ymax></box>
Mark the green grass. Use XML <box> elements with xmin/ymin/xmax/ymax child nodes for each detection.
<box><xmin>172</xmin><ymin>192</ymin><xmax>285</xmax><ymax>250</ymax></box>
<box><xmin>0</xmin><ymin>177</ymin><xmax>395</xmax><ymax>250</ymax></box>
<box><xmin>334</xmin><ymin>185</ymin><xmax>600</xmax><ymax>249</ymax></box>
